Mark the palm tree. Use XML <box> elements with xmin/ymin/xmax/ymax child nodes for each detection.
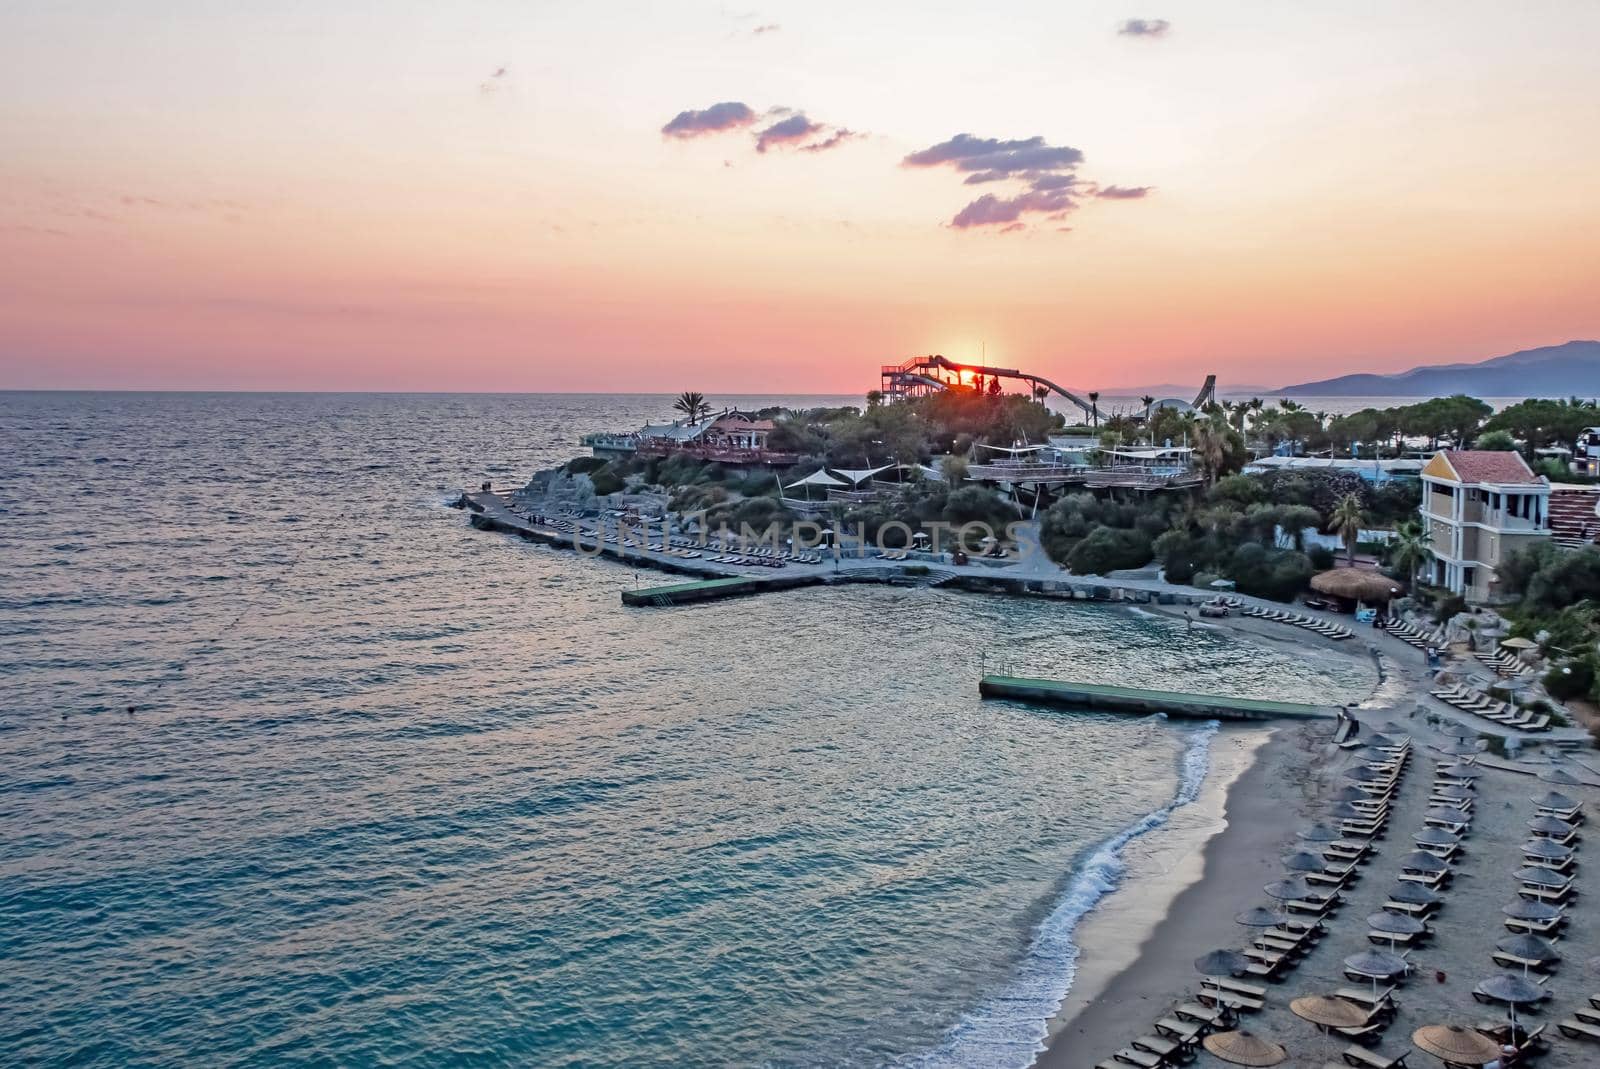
<box><xmin>1330</xmin><ymin>492</ymin><xmax>1365</xmax><ymax>568</ymax></box>
<box><xmin>1390</xmin><ymin>518</ymin><xmax>1432</xmax><ymax>587</ymax></box>
<box><xmin>1033</xmin><ymin>384</ymin><xmax>1050</xmax><ymax>403</ymax></box>
<box><xmin>674</xmin><ymin>391</ymin><xmax>710</xmax><ymax>425</ymax></box>
<box><xmin>1141</xmin><ymin>394</ymin><xmax>1155</xmax><ymax>421</ymax></box>
<box><xmin>1191</xmin><ymin>415</ymin><xmax>1228</xmax><ymax>486</ymax></box>
<box><xmin>1088</xmin><ymin>391</ymin><xmax>1100</xmax><ymax>428</ymax></box>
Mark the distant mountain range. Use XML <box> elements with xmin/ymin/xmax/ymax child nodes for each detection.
<box><xmin>1278</xmin><ymin>340</ymin><xmax>1600</xmax><ymax>397</ymax></box>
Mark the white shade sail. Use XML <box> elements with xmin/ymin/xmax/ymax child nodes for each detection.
<box><xmin>785</xmin><ymin>469</ymin><xmax>849</xmax><ymax>489</ymax></box>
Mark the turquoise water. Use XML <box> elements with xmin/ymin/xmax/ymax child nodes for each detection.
<box><xmin>0</xmin><ymin>393</ymin><xmax>1371</xmax><ymax>1067</ymax></box>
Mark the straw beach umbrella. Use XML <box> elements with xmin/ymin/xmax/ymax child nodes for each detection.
<box><xmin>1195</xmin><ymin>949</ymin><xmax>1253</xmax><ymax>978</ymax></box>
<box><xmin>1514</xmin><ymin>865</ymin><xmax>1569</xmax><ymax>887</ymax></box>
<box><xmin>1331</xmin><ymin>785</ymin><xmax>1377</xmax><ymax>803</ymax></box>
<box><xmin>1299</xmin><ymin>822</ymin><xmax>1343</xmax><ymax>842</ymax></box>
<box><xmin>1532</xmin><ymin>790</ymin><xmax>1579</xmax><ymax>810</ymax></box>
<box><xmin>1368</xmin><ymin>911</ymin><xmax>1425</xmax><ymax>949</ymax></box>
<box><xmin>1346</xmin><ymin>948</ymin><xmax>1408</xmax><ymax>1000</ymax></box>
<box><xmin>1502</xmin><ymin>899</ymin><xmax>1561</xmax><ymax>922</ymax></box>
<box><xmin>1412</xmin><ymin>1024</ymin><xmax>1500</xmax><ymax>1066</ymax></box>
<box><xmin>1413</xmin><ymin>828</ymin><xmax>1460</xmax><ymax>849</ymax></box>
<box><xmin>1235</xmin><ymin>907</ymin><xmax>1281</xmax><ymax>928</ymax></box>
<box><xmin>1522</xmin><ymin>838</ymin><xmax>1572</xmax><ymax>862</ymax></box>
<box><xmin>1389</xmin><ymin>882</ymin><xmax>1442</xmax><ymax>907</ymax></box>
<box><xmin>1291</xmin><ymin>995</ymin><xmax>1368</xmax><ymax>1029</ymax></box>
<box><xmin>1282</xmin><ymin>850</ymin><xmax>1327</xmax><ymax>873</ymax></box>
<box><xmin>1436</xmin><ymin>762</ymin><xmax>1483</xmax><ymax>777</ymax></box>
<box><xmin>1501</xmin><ymin>637</ymin><xmax>1538</xmax><ymax>650</ymax></box>
<box><xmin>1528</xmin><ymin>815</ymin><xmax>1576</xmax><ymax>837</ymax></box>
<box><xmin>1433</xmin><ymin>786</ymin><xmax>1472</xmax><ymax>803</ymax></box>
<box><xmin>1399</xmin><ymin>851</ymin><xmax>1450</xmax><ymax>874</ymax></box>
<box><xmin>1474</xmin><ymin>972</ymin><xmax>1549</xmax><ymax>1033</ymax></box>
<box><xmin>1327</xmin><ymin>802</ymin><xmax>1372</xmax><ymax>821</ymax></box>
<box><xmin>1540</xmin><ymin>767</ymin><xmax>1582</xmax><ymax>786</ymax></box>
<box><xmin>1344</xmin><ymin>765</ymin><xmax>1394</xmax><ymax>784</ymax></box>
<box><xmin>1496</xmin><ymin>934</ymin><xmax>1560</xmax><ymax>974</ymax></box>
<box><xmin>1312</xmin><ymin>569</ymin><xmax>1404</xmax><ymax>603</ymax></box>
<box><xmin>1369</xmin><ymin>910</ymin><xmax>1425</xmax><ymax>935</ymax></box>
<box><xmin>1263</xmin><ymin>877</ymin><xmax>1312</xmax><ymax>902</ymax></box>
<box><xmin>1202</xmin><ymin>1031</ymin><xmax>1287</xmax><ymax>1066</ymax></box>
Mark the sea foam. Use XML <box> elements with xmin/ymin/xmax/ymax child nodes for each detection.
<box><xmin>896</xmin><ymin>719</ymin><xmax>1219</xmax><ymax>1069</ymax></box>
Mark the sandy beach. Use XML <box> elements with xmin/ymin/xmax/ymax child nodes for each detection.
<box><xmin>1036</xmin><ymin>723</ymin><xmax>1326</xmax><ymax>1066</ymax></box>
<box><xmin>1027</xmin><ymin>602</ymin><xmax>1600</xmax><ymax>1068</ymax></box>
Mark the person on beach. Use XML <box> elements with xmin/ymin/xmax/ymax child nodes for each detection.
<box><xmin>1486</xmin><ymin>1044</ymin><xmax>1518</xmax><ymax>1068</ymax></box>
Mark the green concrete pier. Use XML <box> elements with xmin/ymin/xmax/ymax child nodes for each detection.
<box><xmin>979</xmin><ymin>676</ymin><xmax>1339</xmax><ymax>721</ymax></box>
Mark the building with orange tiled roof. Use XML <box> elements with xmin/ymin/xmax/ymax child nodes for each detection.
<box><xmin>1420</xmin><ymin>450</ymin><xmax>1550</xmax><ymax>602</ymax></box>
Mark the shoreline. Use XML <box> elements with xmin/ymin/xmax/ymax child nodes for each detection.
<box><xmin>1033</xmin><ymin>722</ymin><xmax>1323</xmax><ymax>1068</ymax></box>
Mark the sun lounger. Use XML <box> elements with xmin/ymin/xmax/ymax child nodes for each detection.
<box><xmin>1536</xmin><ymin>803</ymin><xmax>1582</xmax><ymax>822</ymax></box>
<box><xmin>1519</xmin><ymin>883</ymin><xmax>1575</xmax><ymax>905</ymax></box>
<box><xmin>1285</xmin><ymin>897</ymin><xmax>1337</xmax><ymax>916</ymax></box>
<box><xmin>1494</xmin><ymin>949</ymin><xmax>1559</xmax><ymax>972</ymax></box>
<box><xmin>1154</xmin><ymin>1016</ymin><xmax>1206</xmax><ymax>1043</ymax></box>
<box><xmin>1198</xmin><ymin>986</ymin><xmax>1265</xmax><ymax>1013</ymax></box>
<box><xmin>1338</xmin><ymin>1046</ymin><xmax>1410</xmax><ymax>1068</ymax></box>
<box><xmin>1397</xmin><ymin>870</ymin><xmax>1447</xmax><ymax>890</ymax></box>
<box><xmin>1174</xmin><ymin>1001</ymin><xmax>1231</xmax><ymax>1028</ymax></box>
<box><xmin>1368</xmin><ymin>927</ymin><xmax>1429</xmax><ymax>948</ymax></box>
<box><xmin>1384</xmin><ymin>899</ymin><xmax>1434</xmax><ymax>918</ymax></box>
<box><xmin>1255</xmin><ymin>934</ymin><xmax>1305</xmax><ymax>956</ymax></box>
<box><xmin>1505</xmin><ymin>913</ymin><xmax>1563</xmax><ymax>936</ymax></box>
<box><xmin>1109</xmin><ymin>1047</ymin><xmax>1167</xmax><ymax>1068</ymax></box>
<box><xmin>1326</xmin><ymin>842</ymin><xmax>1371</xmax><ymax>863</ymax></box>
<box><xmin>1131</xmin><ymin>1034</ymin><xmax>1192</xmax><ymax>1062</ymax></box>
<box><xmin>1335</xmin><ymin>985</ymin><xmax>1397</xmax><ymax>1011</ymax></box>
<box><xmin>1210</xmin><ymin>976</ymin><xmax>1268</xmax><ymax>999</ymax></box>
<box><xmin>1521</xmin><ymin>851</ymin><xmax>1574</xmax><ymax>873</ymax></box>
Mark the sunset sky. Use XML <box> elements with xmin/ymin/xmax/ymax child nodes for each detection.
<box><xmin>2</xmin><ymin>1</ymin><xmax>1597</xmax><ymax>393</ymax></box>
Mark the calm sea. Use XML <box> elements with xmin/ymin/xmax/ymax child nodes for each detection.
<box><xmin>0</xmin><ymin>392</ymin><xmax>1372</xmax><ymax>1068</ymax></box>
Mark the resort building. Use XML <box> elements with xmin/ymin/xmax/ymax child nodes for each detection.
<box><xmin>1571</xmin><ymin>427</ymin><xmax>1600</xmax><ymax>476</ymax></box>
<box><xmin>1242</xmin><ymin>455</ymin><xmax>1424</xmax><ymax>484</ymax></box>
<box><xmin>1419</xmin><ymin>450</ymin><xmax>1551</xmax><ymax>602</ymax></box>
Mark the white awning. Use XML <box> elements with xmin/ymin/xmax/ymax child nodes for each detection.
<box><xmin>1103</xmin><ymin>447</ymin><xmax>1194</xmax><ymax>459</ymax></box>
<box><xmin>831</xmin><ymin>465</ymin><xmax>893</xmax><ymax>486</ymax></box>
<box><xmin>978</xmin><ymin>443</ymin><xmax>1045</xmax><ymax>454</ymax></box>
<box><xmin>785</xmin><ymin>469</ymin><xmax>849</xmax><ymax>489</ymax></box>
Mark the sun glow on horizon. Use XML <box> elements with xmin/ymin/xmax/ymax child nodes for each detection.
<box><xmin>0</xmin><ymin>1</ymin><xmax>1596</xmax><ymax>392</ymax></box>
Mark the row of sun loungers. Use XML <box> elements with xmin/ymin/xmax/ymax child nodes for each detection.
<box><xmin>1560</xmin><ymin>994</ymin><xmax>1600</xmax><ymax>1041</ymax></box>
<box><xmin>1243</xmin><ymin>605</ymin><xmax>1354</xmax><ymax>640</ymax></box>
<box><xmin>1429</xmin><ymin>683</ymin><xmax>1552</xmax><ymax>732</ymax></box>
<box><xmin>1381</xmin><ymin>618</ymin><xmax>1442</xmax><ymax>650</ymax></box>
<box><xmin>1092</xmin><ymin>739</ymin><xmax>1418</xmax><ymax>1068</ymax></box>
<box><xmin>1481</xmin><ymin>649</ymin><xmax>1537</xmax><ymax>677</ymax></box>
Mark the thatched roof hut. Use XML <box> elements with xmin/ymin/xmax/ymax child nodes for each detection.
<box><xmin>1311</xmin><ymin>568</ymin><xmax>1404</xmax><ymax>603</ymax></box>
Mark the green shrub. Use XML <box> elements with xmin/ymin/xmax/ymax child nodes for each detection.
<box><xmin>588</xmin><ymin>463</ymin><xmax>625</xmax><ymax>496</ymax></box>
<box><xmin>1546</xmin><ymin>658</ymin><xmax>1596</xmax><ymax>701</ymax></box>
<box><xmin>1067</xmin><ymin>527</ymin><xmax>1154</xmax><ymax>576</ymax></box>
<box><xmin>1227</xmin><ymin>544</ymin><xmax>1313</xmax><ymax>602</ymax></box>
<box><xmin>1308</xmin><ymin>545</ymin><xmax>1336</xmax><ymax>570</ymax></box>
